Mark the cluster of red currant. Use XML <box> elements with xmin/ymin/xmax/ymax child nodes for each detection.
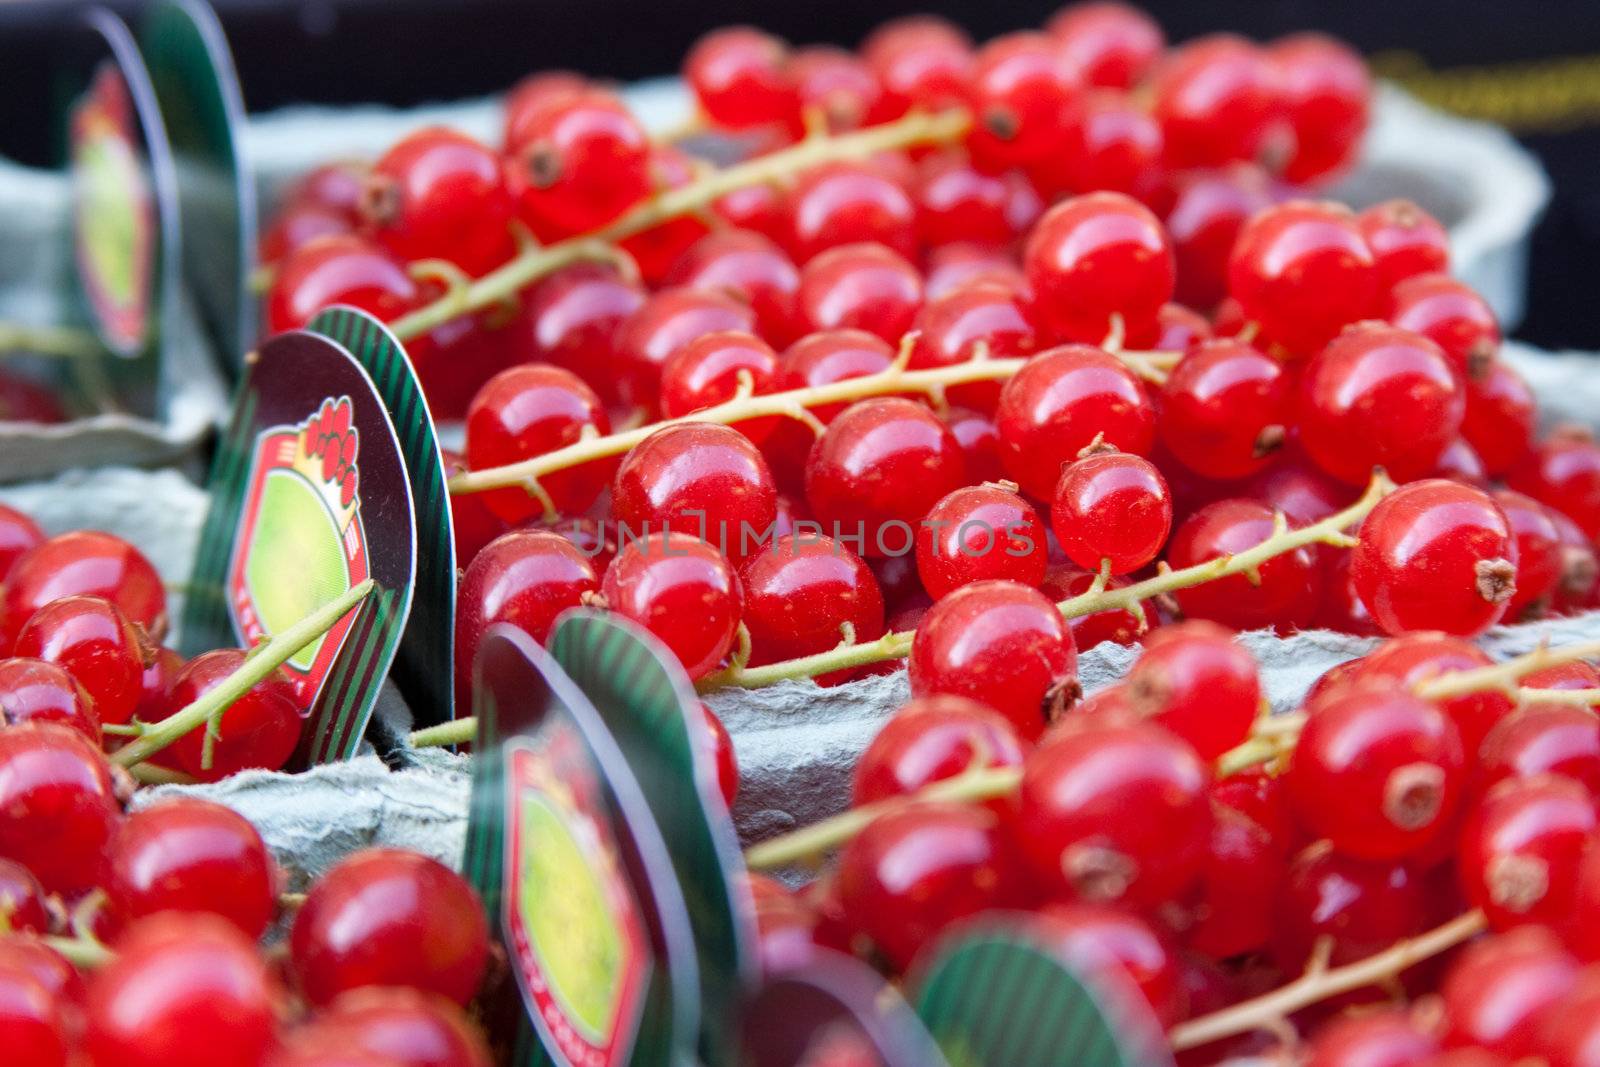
<box><xmin>742</xmin><ymin>623</ymin><xmax>1600</xmax><ymax>1064</ymax></box>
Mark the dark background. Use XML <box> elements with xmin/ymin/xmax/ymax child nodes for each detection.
<box><xmin>4</xmin><ymin>0</ymin><xmax>1598</xmax><ymax>348</ymax></box>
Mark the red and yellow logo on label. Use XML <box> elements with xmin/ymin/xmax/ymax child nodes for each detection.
<box><xmin>227</xmin><ymin>397</ymin><xmax>369</xmax><ymax>707</ymax></box>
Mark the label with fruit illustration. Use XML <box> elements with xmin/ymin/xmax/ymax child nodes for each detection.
<box><xmin>503</xmin><ymin>735</ymin><xmax>649</xmax><ymax>1067</ymax></box>
<box><xmin>227</xmin><ymin>396</ymin><xmax>369</xmax><ymax>707</ymax></box>
<box><xmin>69</xmin><ymin>60</ymin><xmax>155</xmax><ymax>357</ymax></box>
<box><xmin>184</xmin><ymin>330</ymin><xmax>415</xmax><ymax>767</ymax></box>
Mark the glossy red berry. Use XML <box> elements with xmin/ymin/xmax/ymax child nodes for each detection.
<box><xmin>739</xmin><ymin>534</ymin><xmax>884</xmax><ymax>678</ymax></box>
<box><xmin>686</xmin><ymin>27</ymin><xmax>796</xmax><ymax>130</ymax></box>
<box><xmin>502</xmin><ymin>70</ymin><xmax>589</xmax><ymax>147</ymax></box>
<box><xmin>1126</xmin><ymin>621</ymin><xmax>1261</xmax><ymax>760</ymax></box>
<box><xmin>777</xmin><ymin>330</ymin><xmax>898</xmax><ymax>426</ymax></box>
<box><xmin>1299</xmin><ymin>323</ymin><xmax>1464</xmax><ymax>484</ymax></box>
<box><xmin>1461</xmin><ymin>361</ymin><xmax>1536</xmax><ymax>478</ymax></box>
<box><xmin>601</xmin><ymin>532</ymin><xmax>743</xmax><ymax>680</ymax></box>
<box><xmin>503</xmin><ymin>89</ymin><xmax>652</xmax><ymax>240</ymax></box>
<box><xmin>0</xmin><ymin>944</ymin><xmax>68</xmax><ymax>1067</ymax></box>
<box><xmin>852</xmin><ymin>695</ymin><xmax>1027</xmax><ymax>807</ymax></box>
<box><xmin>159</xmin><ymin>650</ymin><xmax>301</xmax><ymax>782</ymax></box>
<box><xmin>1041</xmin><ymin>90</ymin><xmax>1163</xmax><ymax>200</ymax></box>
<box><xmin>1441</xmin><ymin>927</ymin><xmax>1579</xmax><ymax>1058</ymax></box>
<box><xmin>1287</xmin><ymin>686</ymin><xmax>1465</xmax><ymax>859</ymax></box>
<box><xmin>1509</xmin><ymin>430</ymin><xmax>1600</xmax><ymax>542</ymax></box>
<box><xmin>1534</xmin><ymin>971</ymin><xmax>1600</xmax><ymax>1067</ymax></box>
<box><xmin>795</xmin><ymin>242</ymin><xmax>924</xmax><ymax>343</ymax></box>
<box><xmin>0</xmin><ymin>658</ymin><xmax>98</xmax><ymax>742</ymax></box>
<box><xmin>1024</xmin><ymin>192</ymin><xmax>1175</xmax><ymax>345</ymax></box>
<box><xmin>454</xmin><ymin>529</ymin><xmax>600</xmax><ymax>706</ymax></box>
<box><xmin>1018</xmin><ymin>722</ymin><xmax>1211</xmax><ymax>906</ymax></box>
<box><xmin>1228</xmin><ymin>201</ymin><xmax>1380</xmax><ymax>356</ymax></box>
<box><xmin>1167</xmin><ymin>498</ymin><xmax>1322</xmax><ymax>632</ymax></box>
<box><xmin>612</xmin><ymin>287</ymin><xmax>756</xmax><ymax>413</ymax></box>
<box><xmin>837</xmin><ymin>802</ymin><xmax>1021</xmax><ymax>972</ymax></box>
<box><xmin>789</xmin><ymin>46</ymin><xmax>882</xmax><ymax>134</ymax></box>
<box><xmin>1460</xmin><ymin>774</ymin><xmax>1597</xmax><ymax>931</ymax></box>
<box><xmin>519</xmin><ymin>263</ymin><xmax>645</xmax><ymax>401</ymax></box>
<box><xmin>994</xmin><ymin>345</ymin><xmax>1156</xmax><ymax>499</ymax></box>
<box><xmin>281</xmin><ymin>987</ymin><xmax>493</xmax><ymax>1067</ymax></box>
<box><xmin>1357</xmin><ymin>199</ymin><xmax>1450</xmax><ymax>287</ymax></box>
<box><xmin>620</xmin><ymin>149</ymin><xmax>714</xmax><ymax>286</ymax></box>
<box><xmin>863</xmin><ymin>17</ymin><xmax>973</xmax><ymax>120</ymax></box>
<box><xmin>1356</xmin><ymin>633</ymin><xmax>1511</xmax><ymax>757</ymax></box>
<box><xmin>14</xmin><ymin>595</ymin><xmax>144</xmax><ymax>729</ymax></box>
<box><xmin>106</xmin><ymin>798</ymin><xmax>276</xmax><ymax>938</ymax></box>
<box><xmin>1164</xmin><ymin>165</ymin><xmax>1277</xmax><ymax>311</ymax></box>
<box><xmin>1182</xmin><ymin>804</ymin><xmax>1284</xmax><ymax>960</ymax></box>
<box><xmin>908</xmin><ymin>282</ymin><xmax>1037</xmax><ymax>411</ymax></box>
<box><xmin>916</xmin><ymin>482</ymin><xmax>1047</xmax><ymax>597</ymax></box>
<box><xmin>923</xmin><ymin>243</ymin><xmax>1026</xmax><ymax>300</ymax></box>
<box><xmin>1351</xmin><ymin>480</ymin><xmax>1517</xmax><ymax>637</ymax></box>
<box><xmin>280</xmin><ymin>160</ymin><xmax>370</xmax><ymax>217</ymax></box>
<box><xmin>913</xmin><ymin>151</ymin><xmax>1041</xmax><ymax>248</ymax></box>
<box><xmin>695</xmin><ymin>703</ymin><xmax>739</xmax><ymax>810</ymax></box>
<box><xmin>359</xmin><ymin>127</ymin><xmax>513</xmax><ymax>275</ymax></box>
<box><xmin>659</xmin><ymin>330</ymin><xmax>780</xmax><ymax>432</ymax></box>
<box><xmin>84</xmin><ymin>914</ymin><xmax>278</xmax><ymax>1067</ymax></box>
<box><xmin>1304</xmin><ymin>1009</ymin><xmax>1439</xmax><ymax>1067</ymax></box>
<box><xmin>1478</xmin><ymin>703</ymin><xmax>1600</xmax><ymax>797</ymax></box>
<box><xmin>1272</xmin><ymin>841</ymin><xmax>1424</xmax><ymax>968</ymax></box>
<box><xmin>1035</xmin><ymin>902</ymin><xmax>1184</xmax><ymax>1025</ymax></box>
<box><xmin>1152</xmin><ymin>35</ymin><xmax>1281</xmax><ymax>170</ymax></box>
<box><xmin>1051</xmin><ymin>451</ymin><xmax>1172</xmax><ymax>575</ymax></box>
<box><xmin>2</xmin><ymin>530</ymin><xmax>165</xmax><ymax>645</ymax></box>
<box><xmin>1159</xmin><ymin>339</ymin><xmax>1291</xmax><ymax>480</ymax></box>
<box><xmin>942</xmin><ymin>406</ymin><xmax>1004</xmax><ymax>484</ymax></box>
<box><xmin>804</xmin><ymin>398</ymin><xmax>965</xmax><ymax>558</ymax></box>
<box><xmin>1268</xmin><ymin>33</ymin><xmax>1371</xmax><ymax>184</ymax></box>
<box><xmin>784</xmin><ymin>161</ymin><xmax>916</xmax><ymax>264</ymax></box>
<box><xmin>1388</xmin><ymin>272</ymin><xmax>1500</xmax><ymax>378</ymax></box>
<box><xmin>266</xmin><ymin>234</ymin><xmax>417</xmax><ymax>334</ymax></box>
<box><xmin>463</xmin><ymin>363</ymin><xmax>611</xmax><ymax>525</ymax></box>
<box><xmin>1494</xmin><ymin>489</ymin><xmax>1563</xmax><ymax>620</ymax></box>
<box><xmin>291</xmin><ymin>848</ymin><xmax>487</xmax><ymax>1008</ymax></box>
<box><xmin>0</xmin><ymin>506</ymin><xmax>43</xmax><ymax>580</ymax></box>
<box><xmin>667</xmin><ymin>229</ymin><xmax>801</xmax><ymax>345</ymax></box>
<box><xmin>963</xmin><ymin>32</ymin><xmax>1081</xmax><ymax>172</ymax></box>
<box><xmin>1046</xmin><ymin>2</ymin><xmax>1164</xmax><ymax>89</ymax></box>
<box><xmin>713</xmin><ymin>182</ymin><xmax>787</xmax><ymax>244</ymax></box>
<box><xmin>612</xmin><ymin>423</ymin><xmax>778</xmax><ymax>559</ymax></box>
<box><xmin>1041</xmin><ymin>566</ymin><xmax>1153</xmax><ymax>650</ymax></box>
<box><xmin>910</xmin><ymin>580</ymin><xmax>1079</xmax><ymax>741</ymax></box>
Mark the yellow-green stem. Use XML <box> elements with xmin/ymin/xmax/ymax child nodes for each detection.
<box><xmin>0</xmin><ymin>322</ymin><xmax>105</xmax><ymax>360</ymax></box>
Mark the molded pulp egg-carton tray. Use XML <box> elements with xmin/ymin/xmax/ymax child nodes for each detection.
<box><xmin>0</xmin><ymin>79</ymin><xmax>1550</xmax><ymax>482</ymax></box>
<box><xmin>2</xmin><ymin>340</ymin><xmax>1597</xmax><ymax>886</ymax></box>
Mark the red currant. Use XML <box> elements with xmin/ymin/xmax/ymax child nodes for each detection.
<box><xmin>658</xmin><ymin>330</ymin><xmax>780</xmax><ymax>430</ymax></box>
<box><xmin>14</xmin><ymin>595</ymin><xmax>145</xmax><ymax>728</ymax></box>
<box><xmin>1024</xmin><ymin>192</ymin><xmax>1175</xmax><ymax>345</ymax></box>
<box><xmin>0</xmin><ymin>858</ymin><xmax>49</xmax><ymax>933</ymax></box>
<box><xmin>963</xmin><ymin>32</ymin><xmax>1081</xmax><ymax>172</ymax></box>
<box><xmin>158</xmin><ymin>650</ymin><xmax>301</xmax><ymax>782</ymax></box>
<box><xmin>1510</xmin><ymin>430</ymin><xmax>1600</xmax><ymax>541</ymax></box>
<box><xmin>795</xmin><ymin>242</ymin><xmax>924</xmax><ymax>343</ymax></box>
<box><xmin>1228</xmin><ymin>201</ymin><xmax>1380</xmax><ymax>356</ymax></box>
<box><xmin>1460</xmin><ymin>774</ymin><xmax>1596</xmax><ymax>931</ymax></box>
<box><xmin>1478</xmin><ymin>703</ymin><xmax>1600</xmax><ymax>797</ymax></box>
<box><xmin>359</xmin><ymin>127</ymin><xmax>513</xmax><ymax>275</ymax></box>
<box><xmin>1042</xmin><ymin>90</ymin><xmax>1163</xmax><ymax>200</ymax></box>
<box><xmin>601</xmin><ymin>532</ymin><xmax>742</xmax><ymax>680</ymax></box>
<box><xmin>1051</xmin><ymin>450</ymin><xmax>1172</xmax><ymax>575</ymax></box>
<box><xmin>916</xmin><ymin>482</ymin><xmax>1047</xmax><ymax>597</ymax></box>
<box><xmin>1243</xmin><ymin>451</ymin><xmax>1357</xmax><ymax>527</ymax></box>
<box><xmin>0</xmin><ymin>505</ymin><xmax>43</xmax><ymax>579</ymax></box>
<box><xmin>942</xmin><ymin>405</ymin><xmax>1004</xmax><ymax>484</ymax></box>
<box><xmin>1494</xmin><ymin>489</ymin><xmax>1563</xmax><ymax>620</ymax></box>
<box><xmin>612</xmin><ymin>423</ymin><xmax>778</xmax><ymax>559</ymax></box>
<box><xmin>0</xmin><ymin>658</ymin><xmax>98</xmax><ymax>742</ymax></box>
<box><xmin>908</xmin><ymin>282</ymin><xmax>1037</xmax><ymax>411</ymax></box>
<box><xmin>1035</xmin><ymin>902</ymin><xmax>1184</xmax><ymax>1025</ymax></box>
<box><xmin>1535</xmin><ymin>970</ymin><xmax>1600</xmax><ymax>1067</ymax></box>
<box><xmin>685</xmin><ymin>27</ymin><xmax>796</xmax><ymax>130</ymax></box>
<box><xmin>789</xmin><ymin>46</ymin><xmax>882</xmax><ymax>134</ymax></box>
<box><xmin>1304</xmin><ymin>1009</ymin><xmax>1438</xmax><ymax>1067</ymax></box>
<box><xmin>2</xmin><ymin>530</ymin><xmax>165</xmax><ymax>645</ymax></box>
<box><xmin>503</xmin><ymin>88</ymin><xmax>651</xmax><ymax>240</ymax></box>
<box><xmin>1461</xmin><ymin>361</ymin><xmax>1535</xmax><ymax>479</ymax></box>
<box><xmin>1151</xmin><ymin>35</ymin><xmax>1281</xmax><ymax>169</ymax></box>
<box><xmin>913</xmin><ymin>150</ymin><xmax>1041</xmax><ymax>248</ymax></box>
<box><xmin>863</xmin><ymin>17</ymin><xmax>972</xmax><ymax>120</ymax></box>
<box><xmin>852</xmin><ymin>694</ymin><xmax>1028</xmax><ymax>806</ymax></box>
<box><xmin>1126</xmin><ymin>620</ymin><xmax>1261</xmax><ymax>759</ymax></box>
<box><xmin>1041</xmin><ymin>566</ymin><xmax>1153</xmax><ymax>650</ymax></box>
<box><xmin>618</xmin><ymin>148</ymin><xmax>713</xmax><ymax>286</ymax></box>
<box><xmin>1181</xmin><ymin>804</ymin><xmax>1284</xmax><ymax>960</ymax></box>
<box><xmin>696</xmin><ymin>703</ymin><xmax>739</xmax><ymax>810</ymax></box>
<box><xmin>1167</xmin><ymin>498</ymin><xmax>1322</xmax><ymax>632</ymax></box>
<box><xmin>1268</xmin><ymin>33</ymin><xmax>1371</xmax><ymax>184</ymax></box>
<box><xmin>265</xmin><ymin>234</ymin><xmax>417</xmax><ymax>334</ymax></box>
<box><xmin>1357</xmin><ymin>199</ymin><xmax>1450</xmax><ymax>287</ymax></box>
<box><xmin>1159</xmin><ymin>339</ymin><xmax>1291</xmax><ymax>480</ymax></box>
<box><xmin>502</xmin><ymin>70</ymin><xmax>589</xmax><ymax>148</ymax></box>
<box><xmin>1272</xmin><ymin>840</ymin><xmax>1424</xmax><ymax>969</ymax></box>
<box><xmin>0</xmin><ymin>944</ymin><xmax>68</xmax><ymax>1067</ymax></box>
<box><xmin>738</xmin><ymin>533</ymin><xmax>884</xmax><ymax>680</ymax></box>
<box><xmin>1046</xmin><ymin>2</ymin><xmax>1164</xmax><ymax>89</ymax></box>
<box><xmin>613</xmin><ymin>287</ymin><xmax>756</xmax><ymax>414</ymax></box>
<box><xmin>1388</xmin><ymin>273</ymin><xmax>1501</xmax><ymax>380</ymax></box>
<box><xmin>1164</xmin><ymin>164</ymin><xmax>1277</xmax><ymax>311</ymax></box>
<box><xmin>519</xmin><ymin>262</ymin><xmax>645</xmax><ymax>402</ymax></box>
<box><xmin>923</xmin><ymin>243</ymin><xmax>1026</xmax><ymax>300</ymax></box>
<box><xmin>1351</xmin><ymin>479</ymin><xmax>1517</xmax><ymax>637</ymax></box>
<box><xmin>1355</xmin><ymin>633</ymin><xmax>1511</xmax><ymax>757</ymax></box>
<box><xmin>1441</xmin><ymin>927</ymin><xmax>1578</xmax><ymax>1058</ymax></box>
<box><xmin>667</xmin><ymin>229</ymin><xmax>801</xmax><ymax>345</ymax></box>
<box><xmin>784</xmin><ymin>160</ymin><xmax>916</xmax><ymax>264</ymax></box>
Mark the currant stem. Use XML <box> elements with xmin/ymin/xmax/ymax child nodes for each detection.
<box><xmin>743</xmin><ymin>765</ymin><xmax>1022</xmax><ymax>870</ymax></box>
<box><xmin>111</xmin><ymin>579</ymin><xmax>376</xmax><ymax>768</ymax></box>
<box><xmin>0</xmin><ymin>321</ymin><xmax>106</xmax><ymax>360</ymax></box>
<box><xmin>43</xmin><ymin>931</ymin><xmax>115</xmax><ymax>968</ymax></box>
<box><xmin>390</xmin><ymin>109</ymin><xmax>972</xmax><ymax>341</ymax></box>
<box><xmin>1415</xmin><ymin>638</ymin><xmax>1600</xmax><ymax>703</ymax></box>
<box><xmin>409</xmin><ymin>718</ymin><xmax>475</xmax><ymax>749</ymax></box>
<box><xmin>1166</xmin><ymin>909</ymin><xmax>1488</xmax><ymax>1051</ymax></box>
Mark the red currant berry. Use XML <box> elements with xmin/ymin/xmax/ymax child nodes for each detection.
<box><xmin>1151</xmin><ymin>302</ymin><xmax>1213</xmax><ymax>351</ymax></box>
<box><xmin>1441</xmin><ymin>927</ymin><xmax>1579</xmax><ymax>1058</ymax></box>
<box><xmin>1181</xmin><ymin>804</ymin><xmax>1284</xmax><ymax>960</ymax></box>
<box><xmin>1356</xmin><ymin>633</ymin><xmax>1510</xmax><ymax>757</ymax></box>
<box><xmin>1460</xmin><ymin>774</ymin><xmax>1596</xmax><ymax>931</ymax></box>
<box><xmin>84</xmin><ymin>914</ymin><xmax>277</xmax><ymax>1067</ymax></box>
<box><xmin>910</xmin><ymin>580</ymin><xmax>1079</xmax><ymax>741</ymax></box>
<box><xmin>1042</xmin><ymin>91</ymin><xmax>1163</xmax><ymax>200</ymax></box>
<box><xmin>863</xmin><ymin>17</ymin><xmax>972</xmax><ymax>120</ymax></box>
<box><xmin>1159</xmin><ymin>339</ymin><xmax>1291</xmax><ymax>481</ymax></box>
<box><xmin>836</xmin><ymin>801</ymin><xmax>1021</xmax><ymax>971</ymax></box>
<box><xmin>2</xmin><ymin>530</ymin><xmax>165</xmax><ymax>644</ymax></box>
<box><xmin>1433</xmin><ymin>436</ymin><xmax>1489</xmax><ymax>487</ymax></box>
<box><xmin>1018</xmin><ymin>722</ymin><xmax>1211</xmax><ymax>906</ymax></box>
<box><xmin>519</xmin><ymin>263</ymin><xmax>645</xmax><ymax>402</ymax></box>
<box><xmin>1461</xmin><ymin>361</ymin><xmax>1536</xmax><ymax>479</ymax></box>
<box><xmin>453</xmin><ymin>529</ymin><xmax>598</xmax><ymax>707</ymax></box>
<box><xmin>1164</xmin><ymin>165</ymin><xmax>1277</xmax><ymax>311</ymax></box>
<box><xmin>1242</xmin><ymin>452</ymin><xmax>1357</xmax><ymax>527</ymax></box>
<box><xmin>1357</xmin><ymin>199</ymin><xmax>1450</xmax><ymax>288</ymax></box>
<box><xmin>777</xmin><ymin>330</ymin><xmax>898</xmax><ymax>426</ymax></box>
<box><xmin>134</xmin><ymin>646</ymin><xmax>184</xmax><ymax>730</ymax></box>
<box><xmin>619</xmin><ymin>148</ymin><xmax>713</xmax><ymax>286</ymax></box>
<box><xmin>266</xmin><ymin>234</ymin><xmax>417</xmax><ymax>334</ymax></box>
<box><xmin>1041</xmin><ymin>566</ymin><xmax>1153</xmax><ymax>650</ymax></box>
<box><xmin>291</xmin><ymin>848</ymin><xmax>487</xmax><ymax>1007</ymax></box>
<box><xmin>105</xmin><ymin>797</ymin><xmax>276</xmax><ymax>938</ymax></box>
<box><xmin>613</xmin><ymin>287</ymin><xmax>756</xmax><ymax>413</ymax></box>
<box><xmin>1494</xmin><ymin>489</ymin><xmax>1563</xmax><ymax>620</ymax></box>
<box><xmin>359</xmin><ymin>127</ymin><xmax>513</xmax><ymax>275</ymax></box>
<box><xmin>1126</xmin><ymin>621</ymin><xmax>1261</xmax><ymax>759</ymax></box>
<box><xmin>1046</xmin><ymin>2</ymin><xmax>1164</xmax><ymax>88</ymax></box>
<box><xmin>1287</xmin><ymin>685</ymin><xmax>1465</xmax><ymax>860</ymax></box>
<box><xmin>612</xmin><ymin>423</ymin><xmax>778</xmax><ymax>559</ymax></box>
<box><xmin>1351</xmin><ymin>479</ymin><xmax>1517</xmax><ymax>637</ymax></box>
<box><xmin>963</xmin><ymin>32</ymin><xmax>1081</xmax><ymax>172</ymax></box>
<box><xmin>502</xmin><ymin>70</ymin><xmax>588</xmax><ymax>147</ymax></box>
<box><xmin>1152</xmin><ymin>35</ymin><xmax>1281</xmax><ymax>169</ymax></box>
<box><xmin>942</xmin><ymin>406</ymin><xmax>1004</xmax><ymax>484</ymax></box>
<box><xmin>439</xmin><ymin>449</ymin><xmax>505</xmax><ymax>569</ymax></box>
<box><xmin>667</xmin><ymin>229</ymin><xmax>801</xmax><ymax>345</ymax></box>
<box><xmin>1024</xmin><ymin>192</ymin><xmax>1175</xmax><ymax>345</ymax></box>
<box><xmin>1304</xmin><ymin>1009</ymin><xmax>1438</xmax><ymax>1067</ymax></box>
<box><xmin>0</xmin><ymin>658</ymin><xmax>98</xmax><ymax>742</ymax></box>
<box><xmin>1509</xmin><ymin>430</ymin><xmax>1600</xmax><ymax>541</ymax></box>
<box><xmin>994</xmin><ymin>344</ymin><xmax>1156</xmax><ymax>499</ymax></box>
<box><xmin>685</xmin><ymin>27</ymin><xmax>796</xmax><ymax>130</ymax></box>
<box><xmin>739</xmin><ymin>534</ymin><xmax>884</xmax><ymax>680</ymax></box>
<box><xmin>1388</xmin><ymin>273</ymin><xmax>1501</xmax><ymax>380</ymax></box>
<box><xmin>908</xmin><ymin>282</ymin><xmax>1037</xmax><ymax>411</ymax></box>
<box><xmin>1272</xmin><ymin>841</ymin><xmax>1424</xmax><ymax>969</ymax></box>
<box><xmin>852</xmin><ymin>695</ymin><xmax>1028</xmax><ymax>807</ymax></box>
<box><xmin>1268</xmin><ymin>33</ymin><xmax>1371</xmax><ymax>184</ymax></box>
<box><xmin>503</xmin><ymin>89</ymin><xmax>651</xmax><ymax>240</ymax></box>
<box><xmin>713</xmin><ymin>182</ymin><xmax>787</xmax><ymax>244</ymax></box>
<box><xmin>789</xmin><ymin>46</ymin><xmax>882</xmax><ymax>134</ymax></box>
<box><xmin>0</xmin><ymin>506</ymin><xmax>43</xmax><ymax>580</ymax></box>
<box><xmin>1036</xmin><ymin>902</ymin><xmax>1184</xmax><ymax>1025</ymax></box>
<box><xmin>916</xmin><ymin>482</ymin><xmax>1047</xmax><ymax>597</ymax></box>
<box><xmin>0</xmin><ymin>944</ymin><xmax>68</xmax><ymax>1067</ymax></box>
<box><xmin>1228</xmin><ymin>201</ymin><xmax>1380</xmax><ymax>356</ymax></box>
<box><xmin>1167</xmin><ymin>498</ymin><xmax>1322</xmax><ymax>632</ymax></box>
<box><xmin>1316</xmin><ymin>550</ymin><xmax>1383</xmax><ymax>637</ymax></box>
<box><xmin>1051</xmin><ymin>450</ymin><xmax>1172</xmax><ymax>575</ymax></box>
<box><xmin>1535</xmin><ymin>971</ymin><xmax>1600</xmax><ymax>1067</ymax></box>
<box><xmin>658</xmin><ymin>330</ymin><xmax>780</xmax><ymax>434</ymax></box>
<box><xmin>14</xmin><ymin>595</ymin><xmax>144</xmax><ymax>728</ymax></box>
<box><xmin>923</xmin><ymin>243</ymin><xmax>1026</xmax><ymax>300</ymax></box>
<box><xmin>795</xmin><ymin>242</ymin><xmax>924</xmax><ymax>343</ymax></box>
<box><xmin>601</xmin><ymin>532</ymin><xmax>742</xmax><ymax>680</ymax></box>
<box><xmin>280</xmin><ymin>160</ymin><xmax>370</xmax><ymax>216</ymax></box>
<box><xmin>157</xmin><ymin>650</ymin><xmax>301</xmax><ymax>782</ymax></box>
<box><xmin>282</xmin><ymin>987</ymin><xmax>493</xmax><ymax>1067</ymax></box>
<box><xmin>464</xmin><ymin>364</ymin><xmax>611</xmax><ymax>525</ymax></box>
<box><xmin>1212</xmin><ymin>766</ymin><xmax>1298</xmax><ymax>847</ymax></box>
<box><xmin>804</xmin><ymin>398</ymin><xmax>965</xmax><ymax>558</ymax></box>
<box><xmin>913</xmin><ymin>151</ymin><xmax>1041</xmax><ymax>248</ymax></box>
<box><xmin>1478</xmin><ymin>703</ymin><xmax>1600</xmax><ymax>797</ymax></box>
<box><xmin>783</xmin><ymin>160</ymin><xmax>916</xmax><ymax>264</ymax></box>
